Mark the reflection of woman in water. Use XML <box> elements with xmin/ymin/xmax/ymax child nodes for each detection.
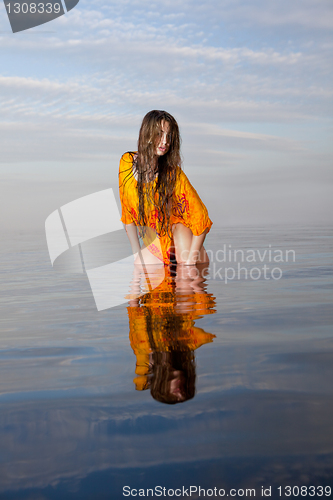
<box><xmin>127</xmin><ymin>267</ymin><xmax>216</xmax><ymax>404</ymax></box>
<box><xmin>119</xmin><ymin>110</ymin><xmax>213</xmax><ymax>266</ymax></box>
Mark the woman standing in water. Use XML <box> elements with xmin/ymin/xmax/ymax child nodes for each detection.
<box><xmin>119</xmin><ymin>110</ymin><xmax>212</xmax><ymax>266</ymax></box>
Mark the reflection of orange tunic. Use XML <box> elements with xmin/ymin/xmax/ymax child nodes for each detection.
<box><xmin>128</xmin><ymin>275</ymin><xmax>216</xmax><ymax>390</ymax></box>
<box><xmin>119</xmin><ymin>152</ymin><xmax>213</xmax><ymax>264</ymax></box>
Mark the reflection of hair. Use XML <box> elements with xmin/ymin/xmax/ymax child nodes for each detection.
<box><xmin>150</xmin><ymin>351</ymin><xmax>196</xmax><ymax>405</ymax></box>
<box><xmin>141</xmin><ymin>307</ymin><xmax>196</xmax><ymax>404</ymax></box>
<box><xmin>135</xmin><ymin>110</ymin><xmax>182</xmax><ymax>238</ymax></box>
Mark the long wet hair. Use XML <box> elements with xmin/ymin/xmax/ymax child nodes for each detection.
<box><xmin>134</xmin><ymin>110</ymin><xmax>182</xmax><ymax>238</ymax></box>
<box><xmin>141</xmin><ymin>306</ymin><xmax>196</xmax><ymax>404</ymax></box>
<box><xmin>150</xmin><ymin>351</ymin><xmax>196</xmax><ymax>405</ymax></box>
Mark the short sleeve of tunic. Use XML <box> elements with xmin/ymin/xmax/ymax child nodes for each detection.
<box><xmin>119</xmin><ymin>152</ymin><xmax>138</xmax><ymax>225</ymax></box>
<box><xmin>172</xmin><ymin>170</ymin><xmax>213</xmax><ymax>236</ymax></box>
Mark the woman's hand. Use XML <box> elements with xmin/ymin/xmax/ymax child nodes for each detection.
<box><xmin>184</xmin><ymin>259</ymin><xmax>197</xmax><ymax>266</ymax></box>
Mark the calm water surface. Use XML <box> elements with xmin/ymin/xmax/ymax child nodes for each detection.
<box><xmin>0</xmin><ymin>226</ymin><xmax>332</xmax><ymax>499</ymax></box>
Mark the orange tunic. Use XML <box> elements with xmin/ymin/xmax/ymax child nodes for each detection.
<box><xmin>119</xmin><ymin>152</ymin><xmax>213</xmax><ymax>264</ymax></box>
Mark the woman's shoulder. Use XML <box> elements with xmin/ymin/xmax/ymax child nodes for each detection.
<box><xmin>120</xmin><ymin>151</ymin><xmax>137</xmax><ymax>165</ymax></box>
<box><xmin>119</xmin><ymin>151</ymin><xmax>137</xmax><ymax>178</ymax></box>
<box><xmin>175</xmin><ymin>166</ymin><xmax>189</xmax><ymax>185</ymax></box>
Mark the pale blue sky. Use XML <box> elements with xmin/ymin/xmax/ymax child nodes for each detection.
<box><xmin>0</xmin><ymin>0</ymin><xmax>332</xmax><ymax>230</ymax></box>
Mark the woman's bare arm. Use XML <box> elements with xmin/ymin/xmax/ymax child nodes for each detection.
<box><xmin>125</xmin><ymin>223</ymin><xmax>141</xmax><ymax>255</ymax></box>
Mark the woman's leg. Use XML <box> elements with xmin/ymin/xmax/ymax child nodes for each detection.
<box><xmin>172</xmin><ymin>223</ymin><xmax>209</xmax><ymax>264</ymax></box>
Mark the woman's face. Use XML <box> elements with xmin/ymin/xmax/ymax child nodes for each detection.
<box><xmin>169</xmin><ymin>370</ymin><xmax>186</xmax><ymax>402</ymax></box>
<box><xmin>155</xmin><ymin>120</ymin><xmax>171</xmax><ymax>157</ymax></box>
